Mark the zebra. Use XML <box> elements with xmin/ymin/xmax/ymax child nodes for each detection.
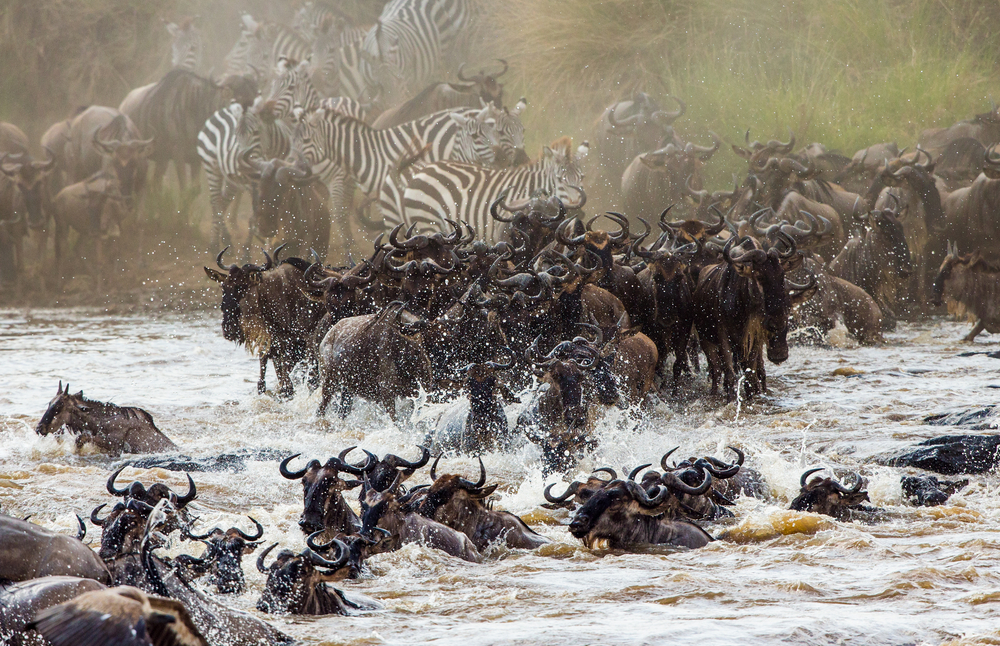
<box><xmin>223</xmin><ymin>14</ymin><xmax>312</xmax><ymax>84</ymax></box>
<box><xmin>292</xmin><ymin>2</ymin><xmax>368</xmax><ymax>45</ymax></box>
<box><xmin>394</xmin><ymin>138</ymin><xmax>589</xmax><ymax>241</ymax></box>
<box><xmin>262</xmin><ymin>57</ymin><xmax>321</xmax><ymax>123</ymax></box>
<box><xmin>197</xmin><ymin>101</ymin><xmax>292</xmax><ymax>249</ymax></box>
<box><xmin>360</xmin><ymin>0</ymin><xmax>478</xmax><ymax>103</ymax></box>
<box><xmin>310</xmin><ymin>24</ymin><xmax>370</xmax><ymax>100</ymax></box>
<box><xmin>164</xmin><ymin>17</ymin><xmax>203</xmax><ymax>73</ymax></box>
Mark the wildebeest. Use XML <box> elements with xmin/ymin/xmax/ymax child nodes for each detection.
<box><xmin>255</xmin><ymin>538</ymin><xmax>380</xmax><ymax>615</ymax></box>
<box><xmin>205</xmin><ymin>247</ymin><xmax>325</xmax><ymax>397</ymax></box>
<box><xmin>940</xmin><ymin>149</ymin><xmax>1000</xmax><ymax>262</ymax></box>
<box><xmin>900</xmin><ymin>475</ymin><xmax>968</xmax><ymax>507</ymax></box>
<box><xmin>932</xmin><ymin>242</ymin><xmax>1000</xmax><ymax>342</ymax></box>
<box><xmin>280</xmin><ymin>449</ymin><xmax>375</xmax><ymax>535</ymax></box>
<box><xmin>828</xmin><ymin>202</ymin><xmax>912</xmax><ymax>330</ymax></box>
<box><xmin>62</xmin><ymin>107</ymin><xmax>152</xmax><ymax>211</ymax></box>
<box><xmin>177</xmin><ymin>517</ymin><xmax>264</xmax><ymax>594</ymax></box>
<box><xmin>566</xmin><ymin>477</ymin><xmax>714</xmax><ymax>550</ymax></box>
<box><xmin>317</xmin><ymin>302</ymin><xmax>434</xmax><ymax>419</ymax></box>
<box><xmin>360</xmin><ymin>476</ymin><xmax>482</xmax><ymax>562</ymax></box>
<box><xmin>694</xmin><ymin>234</ymin><xmax>816</xmax><ymax>400</ymax></box>
<box><xmin>50</xmin><ymin>170</ymin><xmax>129</xmax><ymax>283</ymax></box>
<box><xmin>919</xmin><ymin>103</ymin><xmax>1000</xmax><ymax>157</ymax></box>
<box><xmin>429</xmin><ymin>358</ymin><xmax>516</xmax><ymax>454</ymax></box>
<box><xmin>791</xmin><ymin>269</ymin><xmax>885</xmax><ymax>345</ymax></box>
<box><xmin>248</xmin><ymin>153</ymin><xmax>332</xmax><ymax>257</ymax></box>
<box><xmin>0</xmin><ymin>513</ymin><xmax>109</xmax><ymax>584</ymax></box>
<box><xmin>26</xmin><ymin>585</ymin><xmax>208</xmax><ymax>646</ymax></box>
<box><xmin>516</xmin><ymin>336</ymin><xmax>620</xmax><ymax>473</ymax></box>
<box><xmin>371</xmin><ymin>60</ymin><xmax>511</xmax><ymax>129</ymax></box>
<box><xmin>35</xmin><ymin>382</ymin><xmax>176</xmax><ymax>455</ymax></box>
<box><xmin>122</xmin><ymin>70</ymin><xmax>257</xmax><ymax>190</ymax></box>
<box><xmin>0</xmin><ymin>576</ymin><xmax>107</xmax><ymax>646</ymax></box>
<box><xmin>789</xmin><ymin>468</ymin><xmax>872</xmax><ymax>520</ymax></box>
<box><xmin>620</xmin><ymin>133</ymin><xmax>721</xmax><ymax>222</ymax></box>
<box><xmin>415</xmin><ymin>456</ymin><xmax>549</xmax><ymax>552</ymax></box>
<box><xmin>0</xmin><ymin>150</ymin><xmax>56</xmax><ymax>279</ymax></box>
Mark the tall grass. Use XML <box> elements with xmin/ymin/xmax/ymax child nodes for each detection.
<box><xmin>484</xmin><ymin>0</ymin><xmax>1000</xmax><ymax>185</ymax></box>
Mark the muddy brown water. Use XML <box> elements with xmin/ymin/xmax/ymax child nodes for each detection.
<box><xmin>2</xmin><ymin>309</ymin><xmax>999</xmax><ymax>645</ymax></box>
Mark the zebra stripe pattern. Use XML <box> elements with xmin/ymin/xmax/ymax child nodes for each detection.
<box><xmin>396</xmin><ymin>138</ymin><xmax>589</xmax><ymax>242</ymax></box>
<box><xmin>197</xmin><ymin>102</ymin><xmax>292</xmax><ymax>247</ymax></box>
<box><xmin>224</xmin><ymin>15</ymin><xmax>312</xmax><ymax>83</ymax></box>
<box><xmin>165</xmin><ymin>18</ymin><xmax>203</xmax><ymax>72</ymax></box>
<box><xmin>263</xmin><ymin>58</ymin><xmax>321</xmax><ymax>122</ymax></box>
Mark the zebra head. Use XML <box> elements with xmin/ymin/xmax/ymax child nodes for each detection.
<box><xmin>165</xmin><ymin>16</ymin><xmax>203</xmax><ymax>72</ymax></box>
<box><xmin>493</xmin><ymin>100</ymin><xmax>528</xmax><ymax>167</ymax></box>
<box><xmin>265</xmin><ymin>57</ymin><xmax>320</xmax><ymax>122</ymax></box>
<box><xmin>448</xmin><ymin>107</ymin><xmax>499</xmax><ymax>168</ymax></box>
<box><xmin>544</xmin><ymin>138</ymin><xmax>587</xmax><ymax>203</ymax></box>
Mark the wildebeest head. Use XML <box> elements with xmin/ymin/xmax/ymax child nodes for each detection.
<box><xmin>91</xmin><ymin>116</ymin><xmax>152</xmax><ymax>204</ymax></box>
<box><xmin>255</xmin><ymin>537</ymin><xmax>351</xmax><ymax>615</ymax></box>
<box><xmin>247</xmin><ymin>152</ymin><xmax>321</xmax><ymax>241</ymax></box>
<box><xmin>91</xmin><ymin>498</ymin><xmax>155</xmax><ymax>560</ymax></box>
<box><xmin>542</xmin><ymin>466</ymin><xmax>619</xmax><ymax>509</ymax></box>
<box><xmin>868</xmin><ymin>202</ymin><xmax>913</xmax><ymax>278</ymax></box>
<box><xmin>930</xmin><ymin>241</ymin><xmax>994</xmax><ymax>307</ymax></box>
<box><xmin>36</xmin><ymin>381</ymin><xmax>84</xmax><ymax>437</ymax></box>
<box><xmin>203</xmin><ymin>246</ymin><xmax>273</xmax><ymax>344</ymax></box>
<box><xmin>363</xmin><ymin>446</ymin><xmax>431</xmax><ymax>493</ymax></box>
<box><xmin>417</xmin><ymin>456</ymin><xmax>497</xmax><ymax>519</ymax></box>
<box><xmin>789</xmin><ymin>468</ymin><xmax>870</xmax><ymax>519</ymax></box>
<box><xmin>105</xmin><ymin>465</ymin><xmax>197</xmax><ymax>512</ymax></box>
<box><xmin>456</xmin><ymin>59</ymin><xmax>508</xmax><ymax>108</ymax></box>
<box><xmin>0</xmin><ymin>151</ymin><xmax>56</xmax><ymax>228</ymax></box>
<box><xmin>567</xmin><ymin>471</ymin><xmax>711</xmax><ymax>548</ymax></box>
<box><xmin>723</xmin><ymin>234</ymin><xmax>815</xmax><ymax>364</ymax></box>
<box><xmin>489</xmin><ymin>187</ymin><xmax>576</xmax><ymax>260</ymax></box>
<box><xmin>179</xmin><ymin>516</ymin><xmax>264</xmax><ymax>594</ymax></box>
<box><xmin>606</xmin><ymin>94</ymin><xmax>685</xmax><ymax>148</ymax></box>
<box><xmin>280</xmin><ymin>449</ymin><xmax>376</xmax><ymax>534</ymax></box>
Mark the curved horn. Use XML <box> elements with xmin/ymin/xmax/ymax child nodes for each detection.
<box><xmin>184</xmin><ymin>524</ymin><xmax>218</xmax><ymax>541</ymax></box>
<box><xmin>306</xmin><ymin>529</ymin><xmax>338</xmax><ymax>553</ymax></box>
<box><xmin>833</xmin><ymin>473</ymin><xmax>864</xmax><ymax>495</ymax></box>
<box><xmin>395</xmin><ymin>446</ymin><xmax>431</xmax><ymax>470</ymax></box>
<box><xmin>74</xmin><ymin>514</ymin><xmax>87</xmax><ymax>541</ymax></box>
<box><xmin>592</xmin><ymin>467</ymin><xmax>618</xmax><ymax>481</ymax></box>
<box><xmin>543</xmin><ymin>481</ymin><xmax>580</xmax><ymax>503</ymax></box>
<box><xmin>107</xmin><ymin>466</ymin><xmax>130</xmax><ymax>496</ymax></box>
<box><xmin>628</xmin><ymin>463</ymin><xmax>652</xmax><ymax>481</ymax></box>
<box><xmin>279</xmin><ymin>453</ymin><xmax>308</xmax><ymax>479</ymax></box>
<box><xmin>662</xmin><ymin>469</ymin><xmax>713</xmax><ymax>495</ymax></box>
<box><xmin>659</xmin><ymin>447</ymin><xmax>680</xmax><ymax>471</ymax></box>
<box><xmin>800</xmin><ymin>467</ymin><xmax>825</xmax><ymax>488</ymax></box>
<box><xmin>430</xmin><ymin>454</ymin><xmax>442</xmax><ymax>481</ymax></box>
<box><xmin>307</xmin><ymin>539</ymin><xmax>348</xmax><ymax>570</ymax></box>
<box><xmin>216</xmin><ymin>246</ymin><xmax>235</xmax><ymax>271</ymax></box>
<box><xmin>176</xmin><ymin>474</ymin><xmax>196</xmax><ymax>507</ymax></box>
<box><xmin>256</xmin><ymin>542</ymin><xmax>278</xmax><ymax>573</ymax></box>
<box><xmin>458</xmin><ymin>456</ymin><xmax>487</xmax><ymax>489</ymax></box>
<box><xmin>90</xmin><ymin>504</ymin><xmax>110</xmax><ymax>527</ymax></box>
<box><xmin>235</xmin><ymin>516</ymin><xmax>264</xmax><ymax>541</ymax></box>
<box><xmin>603</xmin><ymin>211</ymin><xmax>630</xmax><ymax>244</ymax></box>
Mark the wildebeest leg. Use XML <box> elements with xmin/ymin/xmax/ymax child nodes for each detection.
<box><xmin>151</xmin><ymin>160</ymin><xmax>169</xmax><ymax>193</ymax></box>
<box><xmin>258</xmin><ymin>354</ymin><xmax>268</xmax><ymax>394</ymax></box>
<box><xmin>964</xmin><ymin>319</ymin><xmax>987</xmax><ymax>343</ymax></box>
<box><xmin>718</xmin><ymin>334</ymin><xmax>737</xmax><ymax>402</ymax></box>
<box><xmin>687</xmin><ymin>333</ymin><xmax>701</xmax><ymax>372</ymax></box>
<box><xmin>700</xmin><ymin>339</ymin><xmax>721</xmax><ymax>397</ymax></box>
<box><xmin>274</xmin><ymin>352</ymin><xmax>295</xmax><ymax>400</ymax></box>
<box><xmin>337</xmin><ymin>390</ymin><xmax>352</xmax><ymax>419</ymax></box>
<box><xmin>670</xmin><ymin>322</ymin><xmax>692</xmax><ymax>395</ymax></box>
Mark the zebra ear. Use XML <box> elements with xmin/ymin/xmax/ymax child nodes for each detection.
<box><xmin>511</xmin><ymin>97</ymin><xmax>527</xmax><ymax>116</ymax></box>
<box><xmin>165</xmin><ymin>22</ymin><xmax>180</xmax><ymax>38</ymax></box>
<box><xmin>448</xmin><ymin>112</ymin><xmax>470</xmax><ymax>126</ymax></box>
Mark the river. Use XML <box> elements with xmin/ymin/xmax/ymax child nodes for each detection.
<box><xmin>1</xmin><ymin>308</ymin><xmax>998</xmax><ymax>646</ymax></box>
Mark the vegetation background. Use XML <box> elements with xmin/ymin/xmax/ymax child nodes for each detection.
<box><xmin>1</xmin><ymin>0</ymin><xmax>998</xmax><ymax>206</ymax></box>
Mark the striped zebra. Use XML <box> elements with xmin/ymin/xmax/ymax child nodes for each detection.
<box><xmin>262</xmin><ymin>58</ymin><xmax>321</xmax><ymax>122</ymax></box>
<box><xmin>395</xmin><ymin>138</ymin><xmax>589</xmax><ymax>241</ymax></box>
<box><xmin>360</xmin><ymin>0</ymin><xmax>478</xmax><ymax>103</ymax></box>
<box><xmin>223</xmin><ymin>14</ymin><xmax>312</xmax><ymax>84</ymax></box>
<box><xmin>197</xmin><ymin>101</ymin><xmax>292</xmax><ymax>249</ymax></box>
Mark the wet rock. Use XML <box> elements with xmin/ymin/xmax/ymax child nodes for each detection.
<box><xmin>881</xmin><ymin>435</ymin><xmax>1000</xmax><ymax>475</ymax></box>
<box><xmin>924</xmin><ymin>406</ymin><xmax>999</xmax><ymax>430</ymax></box>
<box><xmin>118</xmin><ymin>448</ymin><xmax>292</xmax><ymax>473</ymax></box>
<box><xmin>900</xmin><ymin>475</ymin><xmax>968</xmax><ymax>506</ymax></box>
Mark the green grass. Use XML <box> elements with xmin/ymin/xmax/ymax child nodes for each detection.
<box><xmin>483</xmin><ymin>0</ymin><xmax>1000</xmax><ymax>186</ymax></box>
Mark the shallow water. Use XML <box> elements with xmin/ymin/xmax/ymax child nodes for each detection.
<box><xmin>2</xmin><ymin>309</ymin><xmax>1000</xmax><ymax>645</ymax></box>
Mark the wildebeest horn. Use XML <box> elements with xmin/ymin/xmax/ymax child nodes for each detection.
<box><xmin>74</xmin><ymin>514</ymin><xmax>86</xmax><ymax>540</ymax></box>
<box><xmin>490</xmin><ymin>187</ymin><xmax>524</xmax><ymax>222</ymax></box>
<box><xmin>261</xmin><ymin>248</ymin><xmax>274</xmax><ymax>270</ymax></box>
<box><xmin>271</xmin><ymin>243</ymin><xmax>288</xmax><ymax>264</ymax></box>
<box><xmin>430</xmin><ymin>454</ymin><xmax>442</xmax><ymax>481</ymax></box>
<box><xmin>662</xmin><ymin>469</ymin><xmax>713</xmax><ymax>495</ymax></box>
<box><xmin>625</xmin><ymin>480</ymin><xmax>672</xmax><ymax>508</ymax></box>
<box><xmin>90</xmin><ymin>504</ymin><xmax>111</xmax><ymax>527</ymax></box>
<box><xmin>184</xmin><ymin>524</ymin><xmax>217</xmax><ymax>541</ymax></box>
<box><xmin>659</xmin><ymin>447</ymin><xmax>680</xmax><ymax>471</ymax></box>
<box><xmin>607</xmin><ymin>104</ymin><xmax>640</xmax><ymax>128</ymax></box>
<box><xmin>694</xmin><ymin>457</ymin><xmax>739</xmax><ymax>479</ymax></box>
<box><xmin>235</xmin><ymin>516</ymin><xmax>265</xmax><ymax>541</ymax></box>
<box><xmin>388</xmin><ymin>223</ymin><xmax>428</xmax><ymax>250</ymax></box>
<box><xmin>602</xmin><ymin>211</ymin><xmax>630</xmax><ymax>244</ymax></box>
<box><xmin>771</xmin><ymin>230</ymin><xmax>797</xmax><ymax>259</ymax></box>
<box><xmin>833</xmin><ymin>473</ymin><xmax>864</xmax><ymax>495</ymax></box>
<box><xmin>336</xmin><ymin>447</ymin><xmax>377</xmax><ymax>475</ymax></box>
<box><xmin>556</xmin><ymin>218</ymin><xmax>586</xmax><ymax>247</ymax></box>
<box><xmin>279</xmin><ymin>454</ymin><xmax>308</xmax><ymax>479</ymax></box>
<box><xmin>395</xmin><ymin>446</ymin><xmax>431</xmax><ymax>470</ymax></box>
<box><xmin>256</xmin><ymin>542</ymin><xmax>278</xmax><ymax>572</ymax></box>
<box><xmin>561</xmin><ymin>184</ymin><xmax>587</xmax><ymax>210</ymax></box>
<box><xmin>592</xmin><ymin>467</ymin><xmax>618</xmax><ymax>481</ymax></box>
<box><xmin>787</xmin><ymin>272</ymin><xmax>817</xmax><ymax>295</ymax></box>
<box><xmin>216</xmin><ymin>246</ymin><xmax>235</xmax><ymax>271</ymax></box>
<box><xmin>458</xmin><ymin>456</ymin><xmax>488</xmax><ymax>490</ymax></box>
<box><xmin>306</xmin><ymin>530</ymin><xmax>338</xmax><ymax>553</ymax></box>
<box><xmin>543</xmin><ymin>481</ymin><xmax>580</xmax><ymax>503</ymax></box>
<box><xmin>653</xmin><ymin>95</ymin><xmax>686</xmax><ymax>123</ymax></box>
<box><xmin>107</xmin><ymin>466</ymin><xmax>130</xmax><ymax>496</ymax></box>
<box><xmin>769</xmin><ymin>129</ymin><xmax>795</xmax><ymax>153</ymax></box>
<box><xmin>308</xmin><ymin>539</ymin><xmax>348</xmax><ymax>570</ymax></box>
<box><xmin>799</xmin><ymin>467</ymin><xmax>825</xmax><ymax>488</ymax></box>
<box><xmin>627</xmin><ymin>463</ymin><xmax>652</xmax><ymax>481</ymax></box>
<box><xmin>175</xmin><ymin>474</ymin><xmax>197</xmax><ymax>507</ymax></box>
<box><xmin>704</xmin><ymin>205</ymin><xmax>727</xmax><ymax>236</ymax></box>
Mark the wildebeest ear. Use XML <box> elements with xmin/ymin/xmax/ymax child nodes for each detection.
<box><xmin>204</xmin><ymin>267</ymin><xmax>227</xmax><ymax>283</ymax></box>
<box><xmin>243</xmin><ymin>541</ymin><xmax>263</xmax><ymax>554</ymax></box>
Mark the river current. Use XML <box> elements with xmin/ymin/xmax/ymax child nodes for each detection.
<box><xmin>1</xmin><ymin>308</ymin><xmax>999</xmax><ymax>646</ymax></box>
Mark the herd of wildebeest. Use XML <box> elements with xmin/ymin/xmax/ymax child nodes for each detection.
<box><xmin>2</xmin><ymin>1</ymin><xmax>1000</xmax><ymax>644</ymax></box>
